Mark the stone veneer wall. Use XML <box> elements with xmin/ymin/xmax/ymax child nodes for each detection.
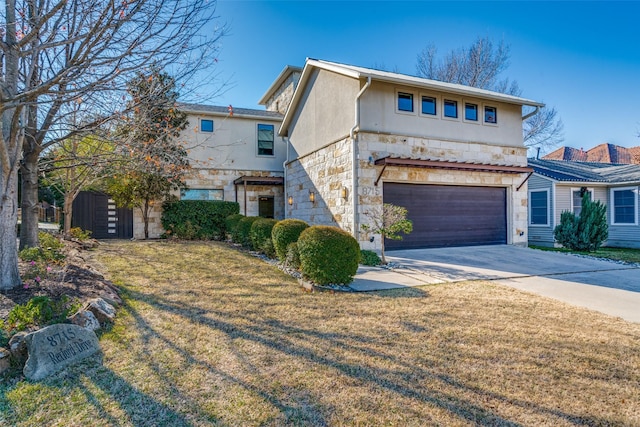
<box><xmin>356</xmin><ymin>131</ymin><xmax>530</xmax><ymax>250</ymax></box>
<box><xmin>133</xmin><ymin>168</ymin><xmax>285</xmax><ymax>239</ymax></box>
<box><xmin>286</xmin><ymin>137</ymin><xmax>354</xmax><ymax>233</ymax></box>
<box><xmin>264</xmin><ymin>71</ymin><xmax>302</xmax><ymax>114</ymax></box>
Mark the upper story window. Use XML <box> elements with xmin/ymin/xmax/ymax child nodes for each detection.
<box><xmin>257</xmin><ymin>123</ymin><xmax>274</xmax><ymax>156</ymax></box>
<box><xmin>484</xmin><ymin>106</ymin><xmax>497</xmax><ymax>124</ymax></box>
<box><xmin>572</xmin><ymin>188</ymin><xmax>592</xmax><ymax>216</ymax></box>
<box><xmin>397</xmin><ymin>92</ymin><xmax>414</xmax><ymax>112</ymax></box>
<box><xmin>464</xmin><ymin>103</ymin><xmax>478</xmax><ymax>121</ymax></box>
<box><xmin>530</xmin><ymin>190</ymin><xmax>549</xmax><ymax>226</ymax></box>
<box><xmin>611</xmin><ymin>187</ymin><xmax>638</xmax><ymax>225</ymax></box>
<box><xmin>421</xmin><ymin>96</ymin><xmax>436</xmax><ymax>116</ymax></box>
<box><xmin>444</xmin><ymin>99</ymin><xmax>458</xmax><ymax>118</ymax></box>
<box><xmin>200</xmin><ymin>119</ymin><xmax>214</xmax><ymax>132</ymax></box>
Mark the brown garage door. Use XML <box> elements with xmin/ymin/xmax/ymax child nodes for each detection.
<box><xmin>383</xmin><ymin>183</ymin><xmax>506</xmax><ymax>249</ymax></box>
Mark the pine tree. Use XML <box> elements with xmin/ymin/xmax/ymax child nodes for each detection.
<box><xmin>554</xmin><ymin>193</ymin><xmax>608</xmax><ymax>252</ymax></box>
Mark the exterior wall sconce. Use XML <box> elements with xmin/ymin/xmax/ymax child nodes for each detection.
<box><xmin>287</xmin><ymin>196</ymin><xmax>293</xmax><ymax>205</ymax></box>
<box><xmin>309</xmin><ymin>191</ymin><xmax>315</xmax><ymax>203</ymax></box>
<box><xmin>341</xmin><ymin>187</ymin><xmax>348</xmax><ymax>199</ymax></box>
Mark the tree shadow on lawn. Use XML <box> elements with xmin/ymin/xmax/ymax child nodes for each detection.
<box><xmin>119</xmin><ymin>288</ymin><xmax>616</xmax><ymax>426</ymax></box>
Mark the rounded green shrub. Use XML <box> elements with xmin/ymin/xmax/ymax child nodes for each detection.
<box><xmin>236</xmin><ymin>216</ymin><xmax>260</xmax><ymax>247</ymax></box>
<box><xmin>225</xmin><ymin>214</ymin><xmax>245</xmax><ymax>241</ymax></box>
<box><xmin>250</xmin><ymin>218</ymin><xmax>277</xmax><ymax>255</ymax></box>
<box><xmin>285</xmin><ymin>242</ymin><xmax>301</xmax><ymax>270</ymax></box>
<box><xmin>272</xmin><ymin>219</ymin><xmax>309</xmax><ymax>261</ymax></box>
<box><xmin>360</xmin><ymin>249</ymin><xmax>381</xmax><ymax>266</ymax></box>
<box><xmin>297</xmin><ymin>225</ymin><xmax>360</xmax><ymax>285</ymax></box>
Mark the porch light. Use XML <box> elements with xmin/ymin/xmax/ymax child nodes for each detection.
<box><xmin>341</xmin><ymin>187</ymin><xmax>348</xmax><ymax>199</ymax></box>
<box><xmin>288</xmin><ymin>196</ymin><xmax>293</xmax><ymax>205</ymax></box>
<box><xmin>309</xmin><ymin>191</ymin><xmax>315</xmax><ymax>203</ymax></box>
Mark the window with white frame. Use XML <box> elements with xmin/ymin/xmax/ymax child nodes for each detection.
<box><xmin>530</xmin><ymin>190</ymin><xmax>549</xmax><ymax>226</ymax></box>
<box><xmin>181</xmin><ymin>189</ymin><xmax>224</xmax><ymax>201</ymax></box>
<box><xmin>200</xmin><ymin>119</ymin><xmax>214</xmax><ymax>132</ymax></box>
<box><xmin>464</xmin><ymin>103</ymin><xmax>478</xmax><ymax>121</ymax></box>
<box><xmin>444</xmin><ymin>99</ymin><xmax>458</xmax><ymax>118</ymax></box>
<box><xmin>257</xmin><ymin>123</ymin><xmax>274</xmax><ymax>156</ymax></box>
<box><xmin>571</xmin><ymin>188</ymin><xmax>592</xmax><ymax>216</ymax></box>
<box><xmin>397</xmin><ymin>92</ymin><xmax>414</xmax><ymax>112</ymax></box>
<box><xmin>611</xmin><ymin>187</ymin><xmax>638</xmax><ymax>225</ymax></box>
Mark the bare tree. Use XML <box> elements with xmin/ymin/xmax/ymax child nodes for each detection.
<box><xmin>416</xmin><ymin>36</ymin><xmax>563</xmax><ymax>152</ymax></box>
<box><xmin>0</xmin><ymin>0</ymin><xmax>224</xmax><ymax>290</ymax></box>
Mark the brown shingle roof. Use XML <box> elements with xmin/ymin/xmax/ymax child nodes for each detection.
<box><xmin>542</xmin><ymin>143</ymin><xmax>640</xmax><ymax>164</ymax></box>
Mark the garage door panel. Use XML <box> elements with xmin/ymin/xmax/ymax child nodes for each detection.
<box><xmin>383</xmin><ymin>183</ymin><xmax>506</xmax><ymax>249</ymax></box>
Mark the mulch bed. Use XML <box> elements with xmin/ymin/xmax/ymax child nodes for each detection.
<box><xmin>0</xmin><ymin>239</ymin><xmax>120</xmax><ymax>321</ymax></box>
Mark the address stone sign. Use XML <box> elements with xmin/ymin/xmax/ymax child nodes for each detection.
<box><xmin>23</xmin><ymin>324</ymin><xmax>101</xmax><ymax>380</ymax></box>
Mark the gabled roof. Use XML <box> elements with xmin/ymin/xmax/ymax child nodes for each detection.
<box><xmin>529</xmin><ymin>158</ymin><xmax>640</xmax><ymax>184</ymax></box>
<box><xmin>257</xmin><ymin>65</ymin><xmax>303</xmax><ymax>106</ymax></box>
<box><xmin>178</xmin><ymin>103</ymin><xmax>283</xmax><ymax>121</ymax></box>
<box><xmin>280</xmin><ymin>58</ymin><xmax>545</xmax><ymax>135</ymax></box>
<box><xmin>543</xmin><ymin>143</ymin><xmax>640</xmax><ymax>164</ymax></box>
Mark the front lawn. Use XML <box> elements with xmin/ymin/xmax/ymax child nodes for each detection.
<box><xmin>531</xmin><ymin>245</ymin><xmax>640</xmax><ymax>264</ymax></box>
<box><xmin>2</xmin><ymin>241</ymin><xmax>639</xmax><ymax>426</ymax></box>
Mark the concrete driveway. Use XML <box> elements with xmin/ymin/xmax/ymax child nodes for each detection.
<box><xmin>351</xmin><ymin>245</ymin><xmax>640</xmax><ymax>323</ymax></box>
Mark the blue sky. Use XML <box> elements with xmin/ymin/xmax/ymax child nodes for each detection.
<box><xmin>200</xmin><ymin>1</ymin><xmax>640</xmax><ymax>153</ymax></box>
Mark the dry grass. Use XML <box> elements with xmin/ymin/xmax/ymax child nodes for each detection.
<box><xmin>2</xmin><ymin>240</ymin><xmax>639</xmax><ymax>426</ymax></box>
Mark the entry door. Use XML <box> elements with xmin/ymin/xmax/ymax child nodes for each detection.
<box><xmin>258</xmin><ymin>196</ymin><xmax>274</xmax><ymax>218</ymax></box>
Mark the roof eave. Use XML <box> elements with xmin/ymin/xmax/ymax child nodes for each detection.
<box><xmin>258</xmin><ymin>65</ymin><xmax>303</xmax><ymax>106</ymax></box>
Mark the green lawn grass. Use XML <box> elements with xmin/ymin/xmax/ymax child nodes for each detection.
<box><xmin>2</xmin><ymin>241</ymin><xmax>639</xmax><ymax>426</ymax></box>
<box><xmin>531</xmin><ymin>245</ymin><xmax>640</xmax><ymax>264</ymax></box>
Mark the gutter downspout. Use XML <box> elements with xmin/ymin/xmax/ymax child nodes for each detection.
<box><xmin>283</xmin><ymin>134</ymin><xmax>289</xmax><ymax>218</ymax></box>
<box><xmin>349</xmin><ymin>76</ymin><xmax>372</xmax><ymax>240</ymax></box>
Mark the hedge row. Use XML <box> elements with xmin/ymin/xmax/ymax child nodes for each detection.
<box><xmin>161</xmin><ymin>200</ymin><xmax>239</xmax><ymax>240</ymax></box>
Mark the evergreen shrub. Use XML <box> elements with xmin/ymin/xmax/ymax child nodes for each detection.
<box><xmin>225</xmin><ymin>214</ymin><xmax>245</xmax><ymax>241</ymax></box>
<box><xmin>285</xmin><ymin>242</ymin><xmax>301</xmax><ymax>270</ymax></box>
<box><xmin>360</xmin><ymin>250</ymin><xmax>381</xmax><ymax>266</ymax></box>
<box><xmin>236</xmin><ymin>216</ymin><xmax>261</xmax><ymax>247</ymax></box>
<box><xmin>250</xmin><ymin>218</ymin><xmax>278</xmax><ymax>256</ymax></box>
<box><xmin>297</xmin><ymin>225</ymin><xmax>360</xmax><ymax>285</ymax></box>
<box><xmin>272</xmin><ymin>219</ymin><xmax>309</xmax><ymax>261</ymax></box>
<box><xmin>161</xmin><ymin>200</ymin><xmax>239</xmax><ymax>240</ymax></box>
<box><xmin>554</xmin><ymin>193</ymin><xmax>608</xmax><ymax>252</ymax></box>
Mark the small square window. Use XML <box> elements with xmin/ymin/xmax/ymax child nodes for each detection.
<box><xmin>421</xmin><ymin>96</ymin><xmax>436</xmax><ymax>115</ymax></box>
<box><xmin>484</xmin><ymin>106</ymin><xmax>497</xmax><ymax>124</ymax></box>
<box><xmin>200</xmin><ymin>119</ymin><xmax>214</xmax><ymax>132</ymax></box>
<box><xmin>465</xmin><ymin>103</ymin><xmax>478</xmax><ymax>121</ymax></box>
<box><xmin>612</xmin><ymin>187</ymin><xmax>637</xmax><ymax>225</ymax></box>
<box><xmin>397</xmin><ymin>92</ymin><xmax>413</xmax><ymax>112</ymax></box>
<box><xmin>444</xmin><ymin>100</ymin><xmax>458</xmax><ymax>118</ymax></box>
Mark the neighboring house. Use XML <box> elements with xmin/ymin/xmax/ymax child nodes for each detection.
<box><xmin>544</xmin><ymin>143</ymin><xmax>640</xmax><ymax>164</ymax></box>
<box><xmin>268</xmin><ymin>59</ymin><xmax>543</xmax><ymax>250</ymax></box>
<box><xmin>135</xmin><ymin>103</ymin><xmax>285</xmax><ymax>239</ymax></box>
<box><xmin>528</xmin><ymin>158</ymin><xmax>640</xmax><ymax>249</ymax></box>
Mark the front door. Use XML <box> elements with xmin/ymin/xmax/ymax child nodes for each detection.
<box><xmin>258</xmin><ymin>196</ymin><xmax>274</xmax><ymax>218</ymax></box>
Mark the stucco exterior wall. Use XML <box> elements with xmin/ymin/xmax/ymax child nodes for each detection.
<box><xmin>285</xmin><ymin>137</ymin><xmax>354</xmax><ymax>232</ymax></box>
<box><xmin>357</xmin><ymin>131</ymin><xmax>530</xmax><ymax>250</ymax></box>
<box><xmin>287</xmin><ymin>69</ymin><xmax>359</xmax><ymax>158</ymax></box>
<box><xmin>359</xmin><ymin>81</ymin><xmax>524</xmax><ymax>148</ymax></box>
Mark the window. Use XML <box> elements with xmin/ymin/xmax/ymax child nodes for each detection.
<box><xmin>444</xmin><ymin>100</ymin><xmax>458</xmax><ymax>118</ymax></box>
<box><xmin>257</xmin><ymin>123</ymin><xmax>274</xmax><ymax>156</ymax></box>
<box><xmin>421</xmin><ymin>96</ymin><xmax>436</xmax><ymax>115</ymax></box>
<box><xmin>484</xmin><ymin>106</ymin><xmax>497</xmax><ymax>124</ymax></box>
<box><xmin>611</xmin><ymin>187</ymin><xmax>638</xmax><ymax>225</ymax></box>
<box><xmin>464</xmin><ymin>103</ymin><xmax>478</xmax><ymax>121</ymax></box>
<box><xmin>397</xmin><ymin>92</ymin><xmax>413</xmax><ymax>112</ymax></box>
<box><xmin>200</xmin><ymin>119</ymin><xmax>214</xmax><ymax>132</ymax></box>
<box><xmin>572</xmin><ymin>188</ymin><xmax>592</xmax><ymax>216</ymax></box>
<box><xmin>181</xmin><ymin>189</ymin><xmax>223</xmax><ymax>201</ymax></box>
<box><xmin>530</xmin><ymin>190</ymin><xmax>549</xmax><ymax>226</ymax></box>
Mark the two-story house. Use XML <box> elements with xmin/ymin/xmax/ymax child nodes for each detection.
<box><xmin>135</xmin><ymin>104</ymin><xmax>285</xmax><ymax>239</ymax></box>
<box><xmin>268</xmin><ymin>59</ymin><xmax>542</xmax><ymax>250</ymax></box>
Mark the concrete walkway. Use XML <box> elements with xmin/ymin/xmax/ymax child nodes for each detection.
<box><xmin>351</xmin><ymin>245</ymin><xmax>640</xmax><ymax>323</ymax></box>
